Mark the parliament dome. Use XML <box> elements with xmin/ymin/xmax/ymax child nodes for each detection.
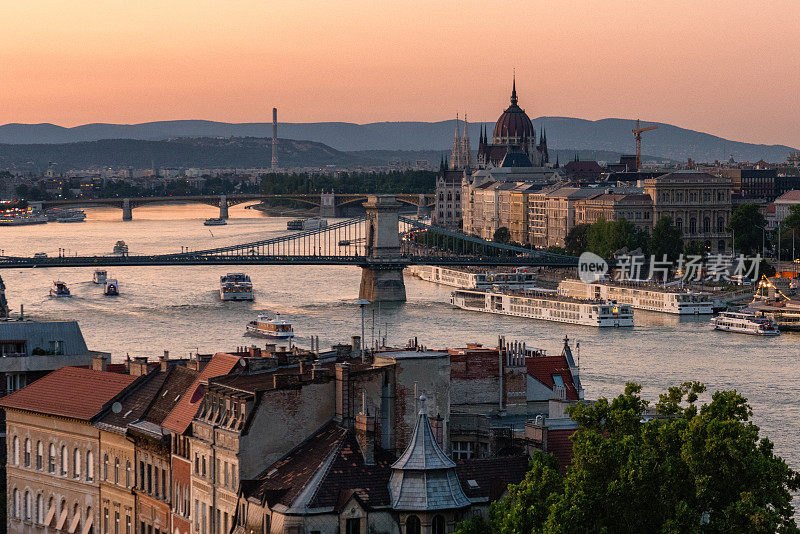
<box><xmin>492</xmin><ymin>78</ymin><xmax>535</xmax><ymax>143</ymax></box>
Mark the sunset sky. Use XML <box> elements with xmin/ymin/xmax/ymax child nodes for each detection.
<box><xmin>2</xmin><ymin>1</ymin><xmax>799</xmax><ymax>147</ymax></box>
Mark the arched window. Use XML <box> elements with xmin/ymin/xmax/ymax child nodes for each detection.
<box><xmin>125</xmin><ymin>460</ymin><xmax>131</xmax><ymax>488</ymax></box>
<box><xmin>114</xmin><ymin>458</ymin><xmax>120</xmax><ymax>484</ymax></box>
<box><xmin>24</xmin><ymin>490</ymin><xmax>31</xmax><ymax>520</ymax></box>
<box><xmin>703</xmin><ymin>217</ymin><xmax>710</xmax><ymax>233</ymax></box>
<box><xmin>406</xmin><ymin>515</ymin><xmax>421</xmax><ymax>534</ymax></box>
<box><xmin>12</xmin><ymin>436</ymin><xmax>19</xmax><ymax>465</ymax></box>
<box><xmin>37</xmin><ymin>441</ymin><xmax>43</xmax><ymax>470</ymax></box>
<box><xmin>432</xmin><ymin>515</ymin><xmax>446</xmax><ymax>534</ymax></box>
<box><xmin>675</xmin><ymin>217</ymin><xmax>683</xmax><ymax>232</ymax></box>
<box><xmin>13</xmin><ymin>489</ymin><xmax>20</xmax><ymax>519</ymax></box>
<box><xmin>87</xmin><ymin>451</ymin><xmax>95</xmax><ymax>481</ymax></box>
<box><xmin>717</xmin><ymin>217</ymin><xmax>725</xmax><ymax>232</ymax></box>
<box><xmin>24</xmin><ymin>438</ymin><xmax>31</xmax><ymax>467</ymax></box>
<box><xmin>72</xmin><ymin>503</ymin><xmax>81</xmax><ymax>534</ymax></box>
<box><xmin>74</xmin><ymin>449</ymin><xmax>81</xmax><ymax>479</ymax></box>
<box><xmin>37</xmin><ymin>494</ymin><xmax>43</xmax><ymax>523</ymax></box>
<box><xmin>49</xmin><ymin>444</ymin><xmax>56</xmax><ymax>473</ymax></box>
<box><xmin>689</xmin><ymin>218</ymin><xmax>697</xmax><ymax>235</ymax></box>
<box><xmin>103</xmin><ymin>454</ymin><xmax>109</xmax><ymax>481</ymax></box>
<box><xmin>61</xmin><ymin>445</ymin><xmax>68</xmax><ymax>476</ymax></box>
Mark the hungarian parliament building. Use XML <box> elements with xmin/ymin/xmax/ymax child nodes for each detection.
<box><xmin>434</xmin><ymin>78</ymin><xmax>554</xmax><ymax>229</ymax></box>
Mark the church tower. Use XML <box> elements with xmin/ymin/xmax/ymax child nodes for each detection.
<box><xmin>461</xmin><ymin>115</ymin><xmax>473</xmax><ymax>170</ymax></box>
<box><xmin>450</xmin><ymin>114</ymin><xmax>463</xmax><ymax>170</ymax></box>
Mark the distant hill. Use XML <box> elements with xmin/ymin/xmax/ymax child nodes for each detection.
<box><xmin>0</xmin><ymin>118</ymin><xmax>796</xmax><ymax>163</ymax></box>
<box><xmin>0</xmin><ymin>137</ymin><xmax>375</xmax><ymax>173</ymax></box>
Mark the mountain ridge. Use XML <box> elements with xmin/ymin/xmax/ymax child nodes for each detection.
<box><xmin>0</xmin><ymin>118</ymin><xmax>796</xmax><ymax>163</ymax></box>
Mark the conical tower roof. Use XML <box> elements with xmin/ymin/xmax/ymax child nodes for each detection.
<box><xmin>389</xmin><ymin>394</ymin><xmax>470</xmax><ymax>511</ymax></box>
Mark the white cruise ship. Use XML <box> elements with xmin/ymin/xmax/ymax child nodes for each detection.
<box><xmin>408</xmin><ymin>265</ymin><xmax>536</xmax><ymax>290</ymax></box>
<box><xmin>450</xmin><ymin>289</ymin><xmax>634</xmax><ymax>327</ymax></box>
<box><xmin>711</xmin><ymin>311</ymin><xmax>780</xmax><ymax>336</ymax></box>
<box><xmin>245</xmin><ymin>313</ymin><xmax>294</xmax><ymax>338</ymax></box>
<box><xmin>557</xmin><ymin>279</ymin><xmax>713</xmax><ymax>315</ymax></box>
<box><xmin>219</xmin><ymin>273</ymin><xmax>254</xmax><ymax>301</ymax></box>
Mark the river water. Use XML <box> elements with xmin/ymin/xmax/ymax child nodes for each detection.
<box><xmin>2</xmin><ymin>204</ymin><xmax>799</xmax><ymax>495</ymax></box>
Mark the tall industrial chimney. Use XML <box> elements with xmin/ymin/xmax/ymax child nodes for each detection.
<box><xmin>271</xmin><ymin>107</ymin><xmax>278</xmax><ymax>169</ymax></box>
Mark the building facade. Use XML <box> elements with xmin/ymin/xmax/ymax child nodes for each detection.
<box><xmin>643</xmin><ymin>171</ymin><xmax>732</xmax><ymax>252</ymax></box>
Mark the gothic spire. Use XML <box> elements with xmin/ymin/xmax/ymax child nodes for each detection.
<box><xmin>510</xmin><ymin>72</ymin><xmax>518</xmax><ymax>106</ymax></box>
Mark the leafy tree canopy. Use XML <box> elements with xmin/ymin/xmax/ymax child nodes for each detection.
<box><xmin>455</xmin><ymin>383</ymin><xmax>799</xmax><ymax>534</ymax></box>
<box><xmin>493</xmin><ymin>226</ymin><xmax>511</xmax><ymax>245</ymax></box>
<box><xmin>586</xmin><ymin>218</ymin><xmax>648</xmax><ymax>258</ymax></box>
<box><xmin>648</xmin><ymin>216</ymin><xmax>683</xmax><ymax>264</ymax></box>
<box><xmin>728</xmin><ymin>203</ymin><xmax>767</xmax><ymax>255</ymax></box>
<box><xmin>564</xmin><ymin>223</ymin><xmax>591</xmax><ymax>255</ymax></box>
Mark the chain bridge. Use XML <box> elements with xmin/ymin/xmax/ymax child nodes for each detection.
<box><xmin>1</xmin><ymin>195</ymin><xmax>578</xmax><ymax>302</ymax></box>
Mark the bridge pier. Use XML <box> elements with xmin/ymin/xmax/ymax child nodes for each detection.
<box><xmin>416</xmin><ymin>193</ymin><xmax>432</xmax><ymax>219</ymax></box>
<box><xmin>219</xmin><ymin>195</ymin><xmax>229</xmax><ymax>219</ymax></box>
<box><xmin>319</xmin><ymin>192</ymin><xmax>337</xmax><ymax>218</ymax></box>
<box><xmin>359</xmin><ymin>195</ymin><xmax>407</xmax><ymax>302</ymax></box>
<box><xmin>122</xmin><ymin>198</ymin><xmax>132</xmax><ymax>221</ymax></box>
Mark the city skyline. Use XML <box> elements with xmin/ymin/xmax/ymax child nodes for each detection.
<box><xmin>2</xmin><ymin>1</ymin><xmax>799</xmax><ymax>148</ymax></box>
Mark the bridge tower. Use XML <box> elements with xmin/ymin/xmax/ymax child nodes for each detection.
<box><xmin>359</xmin><ymin>195</ymin><xmax>407</xmax><ymax>302</ymax></box>
<box><xmin>122</xmin><ymin>198</ymin><xmax>133</xmax><ymax>221</ymax></box>
<box><xmin>320</xmin><ymin>192</ymin><xmax>337</xmax><ymax>218</ymax></box>
<box><xmin>219</xmin><ymin>195</ymin><xmax>229</xmax><ymax>219</ymax></box>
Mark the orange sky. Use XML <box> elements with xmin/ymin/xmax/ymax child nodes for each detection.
<box><xmin>2</xmin><ymin>1</ymin><xmax>799</xmax><ymax>147</ymax></box>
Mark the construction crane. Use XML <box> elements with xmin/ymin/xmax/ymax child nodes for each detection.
<box><xmin>632</xmin><ymin>119</ymin><xmax>658</xmax><ymax>170</ymax></box>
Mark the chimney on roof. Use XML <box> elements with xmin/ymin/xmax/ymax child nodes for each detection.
<box><xmin>91</xmin><ymin>354</ymin><xmax>109</xmax><ymax>372</ymax></box>
<box><xmin>351</xmin><ymin>336</ymin><xmax>361</xmax><ymax>359</ymax></box>
<box><xmin>129</xmin><ymin>357</ymin><xmax>150</xmax><ymax>377</ymax></box>
<box><xmin>264</xmin><ymin>343</ymin><xmax>276</xmax><ymax>354</ymax></box>
<box><xmin>355</xmin><ymin>394</ymin><xmax>375</xmax><ymax>465</ymax></box>
<box><xmin>249</xmin><ymin>346</ymin><xmax>262</xmax><ymax>358</ymax></box>
<box><xmin>335</xmin><ymin>362</ymin><xmax>351</xmax><ymax>427</ymax></box>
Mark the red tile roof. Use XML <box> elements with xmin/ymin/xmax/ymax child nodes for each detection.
<box><xmin>161</xmin><ymin>353</ymin><xmax>241</xmax><ymax>433</ymax></box>
<box><xmin>526</xmin><ymin>355</ymin><xmax>580</xmax><ymax>401</ymax></box>
<box><xmin>776</xmin><ymin>190</ymin><xmax>800</xmax><ymax>202</ymax></box>
<box><xmin>0</xmin><ymin>366</ymin><xmax>137</xmax><ymax>421</ymax></box>
<box><xmin>547</xmin><ymin>428</ymin><xmax>576</xmax><ymax>474</ymax></box>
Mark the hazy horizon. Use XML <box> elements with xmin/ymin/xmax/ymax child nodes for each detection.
<box><xmin>3</xmin><ymin>1</ymin><xmax>799</xmax><ymax>148</ymax></box>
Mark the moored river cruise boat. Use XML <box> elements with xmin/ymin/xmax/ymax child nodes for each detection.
<box><xmin>408</xmin><ymin>265</ymin><xmax>537</xmax><ymax>290</ymax></box>
<box><xmin>557</xmin><ymin>279</ymin><xmax>713</xmax><ymax>315</ymax></box>
<box><xmin>450</xmin><ymin>288</ymin><xmax>634</xmax><ymax>327</ymax></box>
<box><xmin>711</xmin><ymin>311</ymin><xmax>780</xmax><ymax>336</ymax></box>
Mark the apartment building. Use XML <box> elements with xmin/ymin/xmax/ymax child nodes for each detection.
<box><xmin>574</xmin><ymin>193</ymin><xmax>653</xmax><ymax>233</ymax></box>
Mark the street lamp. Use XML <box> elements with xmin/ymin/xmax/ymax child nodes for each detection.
<box><xmin>357</xmin><ymin>299</ymin><xmax>370</xmax><ymax>363</ymax></box>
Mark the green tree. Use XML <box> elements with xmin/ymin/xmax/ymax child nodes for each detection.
<box><xmin>493</xmin><ymin>226</ymin><xmax>511</xmax><ymax>245</ymax></box>
<box><xmin>564</xmin><ymin>223</ymin><xmax>590</xmax><ymax>255</ymax></box>
<box><xmin>648</xmin><ymin>216</ymin><xmax>683</xmax><ymax>264</ymax></box>
<box><xmin>454</xmin><ymin>383</ymin><xmax>800</xmax><ymax>534</ymax></box>
<box><xmin>587</xmin><ymin>218</ymin><xmax>647</xmax><ymax>258</ymax></box>
<box><xmin>683</xmin><ymin>239</ymin><xmax>706</xmax><ymax>258</ymax></box>
<box><xmin>728</xmin><ymin>203</ymin><xmax>767</xmax><ymax>255</ymax></box>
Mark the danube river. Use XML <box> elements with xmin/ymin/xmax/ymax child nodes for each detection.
<box><xmin>2</xmin><ymin>204</ymin><xmax>799</xmax><ymax>484</ymax></box>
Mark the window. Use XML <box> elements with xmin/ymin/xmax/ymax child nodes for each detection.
<box><xmin>689</xmin><ymin>218</ymin><xmax>697</xmax><ymax>235</ymax></box>
<box><xmin>703</xmin><ymin>217</ymin><xmax>710</xmax><ymax>233</ymax></box>
<box><xmin>87</xmin><ymin>451</ymin><xmax>95</xmax><ymax>481</ymax></box>
<box><xmin>452</xmin><ymin>441</ymin><xmax>473</xmax><ymax>460</ymax></box>
<box><xmin>147</xmin><ymin>464</ymin><xmax>153</xmax><ymax>494</ymax></box>
<box><xmin>104</xmin><ymin>508</ymin><xmax>109</xmax><ymax>534</ymax></box>
<box><xmin>37</xmin><ymin>441</ymin><xmax>43</xmax><ymax>470</ymax></box>
<box><xmin>12</xmin><ymin>436</ymin><xmax>19</xmax><ymax>465</ymax></box>
<box><xmin>61</xmin><ymin>445</ymin><xmax>68</xmax><ymax>476</ymax></box>
<box><xmin>194</xmin><ymin>500</ymin><xmax>199</xmax><ymax>531</ymax></box>
<box><xmin>345</xmin><ymin>518</ymin><xmax>360</xmax><ymax>534</ymax></box>
<box><xmin>406</xmin><ymin>515</ymin><xmax>421</xmax><ymax>534</ymax></box>
<box><xmin>13</xmin><ymin>489</ymin><xmax>19</xmax><ymax>519</ymax></box>
<box><xmin>24</xmin><ymin>490</ymin><xmax>31</xmax><ymax>521</ymax></box>
<box><xmin>24</xmin><ymin>438</ymin><xmax>31</xmax><ymax>467</ymax></box>
<box><xmin>103</xmin><ymin>454</ymin><xmax>109</xmax><ymax>481</ymax></box>
<box><xmin>202</xmin><ymin>457</ymin><xmax>206</xmax><ymax>477</ymax></box>
<box><xmin>162</xmin><ymin>470</ymin><xmax>167</xmax><ymax>499</ymax></box>
<box><xmin>125</xmin><ymin>461</ymin><xmax>131</xmax><ymax>488</ymax></box>
<box><xmin>432</xmin><ymin>515</ymin><xmax>446</xmax><ymax>534</ymax></box>
<box><xmin>139</xmin><ymin>461</ymin><xmax>145</xmax><ymax>490</ymax></box>
<box><xmin>37</xmin><ymin>494</ymin><xmax>43</xmax><ymax>523</ymax></box>
<box><xmin>114</xmin><ymin>458</ymin><xmax>120</xmax><ymax>484</ymax></box>
<box><xmin>717</xmin><ymin>217</ymin><xmax>725</xmax><ymax>232</ymax></box>
<box><xmin>126</xmin><ymin>515</ymin><xmax>131</xmax><ymax>534</ymax></box>
<box><xmin>194</xmin><ymin>453</ymin><xmax>199</xmax><ymax>474</ymax></box>
<box><xmin>115</xmin><ymin>511</ymin><xmax>120</xmax><ymax>534</ymax></box>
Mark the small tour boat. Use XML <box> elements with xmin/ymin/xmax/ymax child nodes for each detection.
<box><xmin>711</xmin><ymin>311</ymin><xmax>780</xmax><ymax>336</ymax></box>
<box><xmin>112</xmin><ymin>240</ymin><xmax>129</xmax><ymax>256</ymax></box>
<box><xmin>56</xmin><ymin>210</ymin><xmax>87</xmax><ymax>223</ymax></box>
<box><xmin>50</xmin><ymin>281</ymin><xmax>71</xmax><ymax>298</ymax></box>
<box><xmin>104</xmin><ymin>279</ymin><xmax>120</xmax><ymax>296</ymax></box>
<box><xmin>204</xmin><ymin>218</ymin><xmax>227</xmax><ymax>226</ymax></box>
<box><xmin>219</xmin><ymin>273</ymin><xmax>254</xmax><ymax>301</ymax></box>
<box><xmin>93</xmin><ymin>270</ymin><xmax>108</xmax><ymax>284</ymax></box>
<box><xmin>245</xmin><ymin>313</ymin><xmax>294</xmax><ymax>339</ymax></box>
